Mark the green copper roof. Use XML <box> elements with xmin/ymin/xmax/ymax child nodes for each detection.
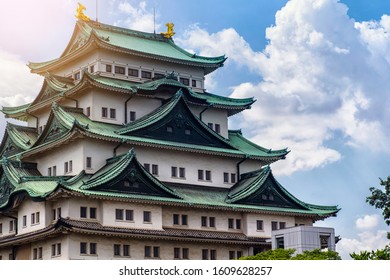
<box><xmin>0</xmin><ymin>151</ymin><xmax>338</xmax><ymax>218</ymax></box>
<box><xmin>0</xmin><ymin>123</ymin><xmax>37</xmax><ymax>157</ymax></box>
<box><xmin>1</xmin><ymin>103</ymin><xmax>31</xmax><ymax>121</ymax></box>
<box><xmin>29</xmin><ymin>20</ymin><xmax>226</xmax><ymax>74</ymax></box>
<box><xmin>226</xmin><ymin>165</ymin><xmax>339</xmax><ymax>215</ymax></box>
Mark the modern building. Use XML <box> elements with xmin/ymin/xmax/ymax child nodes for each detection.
<box><xmin>0</xmin><ymin>15</ymin><xmax>339</xmax><ymax>260</ymax></box>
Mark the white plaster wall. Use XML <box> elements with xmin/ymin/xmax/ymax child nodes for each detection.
<box><xmin>28</xmin><ymin>236</ymin><xmax>69</xmax><ymax>260</ymax></box>
<box><xmin>244</xmin><ymin>213</ymin><xmax>295</xmax><ymax>237</ymax></box>
<box><xmin>51</xmin><ymin>51</ymin><xmax>99</xmax><ymax>78</ymax></box>
<box><xmin>189</xmin><ymin>105</ymin><xmax>229</xmax><ymax>138</ymax></box>
<box><xmin>0</xmin><ymin>216</ymin><xmax>15</xmax><ymax>237</ymax></box>
<box><xmin>162</xmin><ymin>206</ymin><xmax>243</xmax><ymax>232</ymax></box>
<box><xmin>126</xmin><ymin>95</ymin><xmax>162</xmax><ymax>121</ymax></box>
<box><xmin>117</xmin><ymin>145</ymin><xmax>240</xmax><ymax>188</ymax></box>
<box><xmin>34</xmin><ymin>138</ymin><xmax>116</xmax><ymax>176</ymax></box>
<box><xmin>68</xmin><ymin>198</ymin><xmax>101</xmax><ymax>221</ymax></box>
<box><xmin>17</xmin><ymin>199</ymin><xmax>46</xmax><ymax>235</ymax></box>
<box><xmin>67</xmin><ymin>233</ymin><xmax>249</xmax><ymax>260</ymax></box>
<box><xmin>101</xmin><ymin>201</ymin><xmax>162</xmax><ymax>230</ymax></box>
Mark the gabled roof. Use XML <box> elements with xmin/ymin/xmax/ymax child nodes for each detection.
<box><xmin>117</xmin><ymin>90</ymin><xmax>234</xmax><ymax>149</ymax></box>
<box><xmin>0</xmin><ymin>123</ymin><xmax>37</xmax><ymax>157</ymax></box>
<box><xmin>2</xmin><ymin>72</ymin><xmax>254</xmax><ymax>120</ymax></box>
<box><xmin>226</xmin><ymin>165</ymin><xmax>339</xmax><ymax>216</ymax></box>
<box><xmin>0</xmin><ymin>158</ymin><xmax>57</xmax><ymax>209</ymax></box>
<box><xmin>65</xmin><ymin>149</ymin><xmax>182</xmax><ymax>199</ymax></box>
<box><xmin>28</xmin><ymin>20</ymin><xmax>226</xmax><ymax>75</ymax></box>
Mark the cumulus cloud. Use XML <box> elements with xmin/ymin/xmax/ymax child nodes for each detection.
<box><xmin>114</xmin><ymin>1</ymin><xmax>160</xmax><ymax>32</ymax></box>
<box><xmin>0</xmin><ymin>49</ymin><xmax>42</xmax><ymax>107</ymax></box>
<box><xmin>336</xmin><ymin>215</ymin><xmax>388</xmax><ymax>259</ymax></box>
<box><xmin>356</xmin><ymin>214</ymin><xmax>380</xmax><ymax>230</ymax></box>
<box><xmin>178</xmin><ymin>0</ymin><xmax>390</xmax><ymax>175</ymax></box>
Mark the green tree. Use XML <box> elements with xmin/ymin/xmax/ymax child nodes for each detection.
<box><xmin>239</xmin><ymin>248</ymin><xmax>341</xmax><ymax>260</ymax></box>
<box><xmin>350</xmin><ymin>245</ymin><xmax>390</xmax><ymax>260</ymax></box>
<box><xmin>292</xmin><ymin>249</ymin><xmax>341</xmax><ymax>260</ymax></box>
<box><xmin>366</xmin><ymin>177</ymin><xmax>390</xmax><ymax>227</ymax></box>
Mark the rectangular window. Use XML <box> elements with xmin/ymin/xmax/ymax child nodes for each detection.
<box><xmin>171</xmin><ymin>166</ymin><xmax>177</xmax><ymax>177</ymax></box>
<box><xmin>110</xmin><ymin>108</ymin><xmax>116</xmax><ymax>119</ymax></box>
<box><xmin>237</xmin><ymin>251</ymin><xmax>242</xmax><ymax>259</ymax></box>
<box><xmin>90</xmin><ymin>65</ymin><xmax>95</xmax><ymax>73</ymax></box>
<box><xmin>80</xmin><ymin>242</ymin><xmax>87</xmax><ymax>254</ymax></box>
<box><xmin>144</xmin><ymin>163</ymin><xmax>150</xmax><ymax>172</ymax></box>
<box><xmin>215</xmin><ymin>124</ymin><xmax>221</xmax><ymax>134</ymax></box>
<box><xmin>141</xmin><ymin>71</ymin><xmax>152</xmax><ymax>79</ymax></box>
<box><xmin>31</xmin><ymin>212</ymin><xmax>40</xmax><ymax>225</ymax></box>
<box><xmin>0</xmin><ymin>223</ymin><xmax>2</xmax><ymax>234</ymax></box>
<box><xmin>229</xmin><ymin>251</ymin><xmax>235</xmax><ymax>260</ymax></box>
<box><xmin>64</xmin><ymin>162</ymin><xmax>68</xmax><ymax>173</ymax></box>
<box><xmin>69</xmin><ymin>160</ymin><xmax>72</xmax><ymax>172</ymax></box>
<box><xmin>152</xmin><ymin>164</ymin><xmax>158</xmax><ymax>176</ymax></box>
<box><xmin>143</xmin><ymin>211</ymin><xmax>151</xmax><ymax>223</ymax></box>
<box><xmin>179</xmin><ymin>77</ymin><xmax>190</xmax><ymax>86</ymax></box>
<box><xmin>53</xmin><ymin>166</ymin><xmax>57</xmax><ymax>176</ymax></box>
<box><xmin>129</xmin><ymin>111</ymin><xmax>136</xmax><ymax>121</ymax></box>
<box><xmin>198</xmin><ymin>169</ymin><xmax>204</xmax><ymax>180</ymax></box>
<box><xmin>174</xmin><ymin>247</ymin><xmax>180</xmax><ymax>259</ymax></box>
<box><xmin>114</xmin><ymin>66</ymin><xmax>125</xmax><ymax>75</ymax></box>
<box><xmin>125</xmin><ymin>210</ymin><xmax>133</xmax><ymax>221</ymax></box>
<box><xmin>123</xmin><ymin>245</ymin><xmax>130</xmax><ymax>257</ymax></box>
<box><xmin>209</xmin><ymin>217</ymin><xmax>215</xmax><ymax>228</ymax></box>
<box><xmin>31</xmin><ymin>213</ymin><xmax>35</xmax><ymax>224</ymax></box>
<box><xmin>128</xmin><ymin>68</ymin><xmax>139</xmax><ymax>77</ymax></box>
<box><xmin>116</xmin><ymin>209</ymin><xmax>124</xmax><ymax>220</ymax></box>
<box><xmin>257</xmin><ymin>220</ymin><xmax>264</xmax><ymax>231</ymax></box>
<box><xmin>23</xmin><ymin>215</ymin><xmax>27</xmax><ymax>227</ymax></box>
<box><xmin>144</xmin><ymin>246</ymin><xmax>151</xmax><ymax>258</ymax></box>
<box><xmin>86</xmin><ymin>107</ymin><xmax>91</xmax><ymax>117</ymax></box>
<box><xmin>86</xmin><ymin>157</ymin><xmax>92</xmax><ymax>169</ymax></box>
<box><xmin>182</xmin><ymin>215</ymin><xmax>188</xmax><ymax>226</ymax></box>
<box><xmin>33</xmin><ymin>248</ymin><xmax>38</xmax><ymax>260</ymax></box>
<box><xmin>179</xmin><ymin>167</ymin><xmax>185</xmax><ymax>178</ymax></box>
<box><xmin>236</xmin><ymin>219</ymin><xmax>241</xmax><ymax>230</ymax></box>
<box><xmin>201</xmin><ymin>216</ymin><xmax>207</xmax><ymax>227</ymax></box>
<box><xmin>182</xmin><ymin>248</ymin><xmax>189</xmax><ymax>259</ymax></box>
<box><xmin>228</xmin><ymin>218</ymin><xmax>234</xmax><ymax>229</ymax></box>
<box><xmin>153</xmin><ymin>246</ymin><xmax>160</xmax><ymax>258</ymax></box>
<box><xmin>90</xmin><ymin>207</ymin><xmax>97</xmax><ymax>219</ymax></box>
<box><xmin>154</xmin><ymin>73</ymin><xmax>165</xmax><ymax>79</ymax></box>
<box><xmin>173</xmin><ymin>214</ymin><xmax>179</xmax><ymax>225</ymax></box>
<box><xmin>205</xmin><ymin>170</ymin><xmax>211</xmax><ymax>181</ymax></box>
<box><xmin>231</xmin><ymin>173</ymin><xmax>236</xmax><ymax>183</ymax></box>
<box><xmin>279</xmin><ymin>222</ymin><xmax>286</xmax><ymax>229</ymax></box>
<box><xmin>223</xmin><ymin>172</ymin><xmax>229</xmax><ymax>183</ymax></box>
<box><xmin>90</xmin><ymin>243</ymin><xmax>97</xmax><ymax>255</ymax></box>
<box><xmin>271</xmin><ymin>221</ymin><xmax>278</xmax><ymax>231</ymax></box>
<box><xmin>210</xmin><ymin>249</ymin><xmax>217</xmax><ymax>260</ymax></box>
<box><xmin>9</xmin><ymin>220</ymin><xmax>15</xmax><ymax>232</ymax></box>
<box><xmin>80</xmin><ymin>207</ymin><xmax>87</xmax><ymax>218</ymax></box>
<box><xmin>202</xmin><ymin>249</ymin><xmax>208</xmax><ymax>260</ymax></box>
<box><xmin>192</xmin><ymin>79</ymin><xmax>197</xmax><ymax>87</ymax></box>
<box><xmin>48</xmin><ymin>167</ymin><xmax>52</xmax><ymax>176</ymax></box>
<box><xmin>52</xmin><ymin>208</ymin><xmax>61</xmax><ymax>220</ymax></box>
<box><xmin>114</xmin><ymin>244</ymin><xmax>121</xmax><ymax>256</ymax></box>
<box><xmin>208</xmin><ymin>123</ymin><xmax>213</xmax><ymax>129</ymax></box>
<box><xmin>102</xmin><ymin>107</ymin><xmax>108</xmax><ymax>118</ymax></box>
<box><xmin>74</xmin><ymin>72</ymin><xmax>81</xmax><ymax>80</ymax></box>
<box><xmin>106</xmin><ymin>64</ymin><xmax>112</xmax><ymax>73</ymax></box>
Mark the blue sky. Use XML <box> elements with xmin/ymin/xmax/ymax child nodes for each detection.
<box><xmin>1</xmin><ymin>0</ymin><xmax>390</xmax><ymax>258</ymax></box>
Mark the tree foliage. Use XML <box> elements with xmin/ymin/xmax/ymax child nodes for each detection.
<box><xmin>350</xmin><ymin>245</ymin><xmax>390</xmax><ymax>260</ymax></box>
<box><xmin>239</xmin><ymin>248</ymin><xmax>341</xmax><ymax>260</ymax></box>
<box><xmin>366</xmin><ymin>176</ymin><xmax>390</xmax><ymax>226</ymax></box>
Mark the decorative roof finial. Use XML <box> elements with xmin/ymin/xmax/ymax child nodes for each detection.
<box><xmin>161</xmin><ymin>22</ymin><xmax>175</xmax><ymax>39</ymax></box>
<box><xmin>76</xmin><ymin>2</ymin><xmax>91</xmax><ymax>22</ymax></box>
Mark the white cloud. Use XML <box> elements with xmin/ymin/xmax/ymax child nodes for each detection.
<box><xmin>0</xmin><ymin>49</ymin><xmax>42</xmax><ymax>107</ymax></box>
<box><xmin>178</xmin><ymin>0</ymin><xmax>390</xmax><ymax>175</ymax></box>
<box><xmin>115</xmin><ymin>1</ymin><xmax>160</xmax><ymax>32</ymax></box>
<box><xmin>336</xmin><ymin>214</ymin><xmax>388</xmax><ymax>259</ymax></box>
<box><xmin>356</xmin><ymin>214</ymin><xmax>380</xmax><ymax>230</ymax></box>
